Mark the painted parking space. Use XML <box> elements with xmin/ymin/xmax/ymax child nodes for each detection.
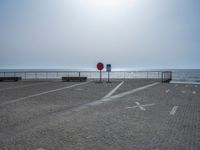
<box><xmin>0</xmin><ymin>81</ymin><xmax>91</xmax><ymax>107</ymax></box>
<box><xmin>0</xmin><ymin>81</ymin><xmax>87</xmax><ymax>103</ymax></box>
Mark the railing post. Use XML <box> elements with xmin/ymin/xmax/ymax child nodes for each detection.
<box><xmin>170</xmin><ymin>72</ymin><xmax>172</xmax><ymax>81</ymax></box>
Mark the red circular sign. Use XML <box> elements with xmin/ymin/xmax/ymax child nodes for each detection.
<box><xmin>97</xmin><ymin>62</ymin><xmax>104</xmax><ymax>71</ymax></box>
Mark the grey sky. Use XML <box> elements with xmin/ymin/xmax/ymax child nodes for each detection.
<box><xmin>0</xmin><ymin>0</ymin><xmax>199</xmax><ymax>70</ymax></box>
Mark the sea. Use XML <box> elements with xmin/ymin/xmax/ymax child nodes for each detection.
<box><xmin>170</xmin><ymin>69</ymin><xmax>200</xmax><ymax>84</ymax></box>
<box><xmin>0</xmin><ymin>69</ymin><xmax>200</xmax><ymax>84</ymax></box>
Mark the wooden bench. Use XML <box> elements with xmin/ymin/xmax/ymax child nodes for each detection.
<box><xmin>62</xmin><ymin>77</ymin><xmax>87</xmax><ymax>82</ymax></box>
<box><xmin>0</xmin><ymin>77</ymin><xmax>22</xmax><ymax>82</ymax></box>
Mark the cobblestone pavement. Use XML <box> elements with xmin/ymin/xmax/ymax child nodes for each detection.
<box><xmin>0</xmin><ymin>80</ymin><xmax>199</xmax><ymax>150</ymax></box>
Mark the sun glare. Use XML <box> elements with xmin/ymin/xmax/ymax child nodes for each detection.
<box><xmin>90</xmin><ymin>0</ymin><xmax>122</xmax><ymax>7</ymax></box>
<box><xmin>84</xmin><ymin>0</ymin><xmax>135</xmax><ymax>13</ymax></box>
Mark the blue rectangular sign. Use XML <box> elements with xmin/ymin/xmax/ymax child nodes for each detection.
<box><xmin>106</xmin><ymin>64</ymin><xmax>111</xmax><ymax>72</ymax></box>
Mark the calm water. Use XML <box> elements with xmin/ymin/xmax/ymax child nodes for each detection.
<box><xmin>0</xmin><ymin>69</ymin><xmax>200</xmax><ymax>84</ymax></box>
<box><xmin>171</xmin><ymin>69</ymin><xmax>200</xmax><ymax>84</ymax></box>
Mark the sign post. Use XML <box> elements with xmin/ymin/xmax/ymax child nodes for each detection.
<box><xmin>97</xmin><ymin>62</ymin><xmax>104</xmax><ymax>82</ymax></box>
<box><xmin>106</xmin><ymin>64</ymin><xmax>111</xmax><ymax>83</ymax></box>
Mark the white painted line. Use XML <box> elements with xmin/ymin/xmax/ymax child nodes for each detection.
<box><xmin>142</xmin><ymin>103</ymin><xmax>155</xmax><ymax>107</ymax></box>
<box><xmin>185</xmin><ymin>85</ymin><xmax>189</xmax><ymax>87</ymax></box>
<box><xmin>126</xmin><ymin>103</ymin><xmax>155</xmax><ymax>110</ymax></box>
<box><xmin>135</xmin><ymin>102</ymin><xmax>146</xmax><ymax>110</ymax></box>
<box><xmin>170</xmin><ymin>106</ymin><xmax>178</xmax><ymax>115</ymax></box>
<box><xmin>165</xmin><ymin>89</ymin><xmax>170</xmax><ymax>93</ymax></box>
<box><xmin>37</xmin><ymin>148</ymin><xmax>44</xmax><ymax>150</ymax></box>
<box><xmin>0</xmin><ymin>81</ymin><xmax>91</xmax><ymax>107</ymax></box>
<box><xmin>181</xmin><ymin>91</ymin><xmax>185</xmax><ymax>94</ymax></box>
<box><xmin>102</xmin><ymin>81</ymin><xmax>124</xmax><ymax>99</ymax></box>
<box><xmin>192</xmin><ymin>91</ymin><xmax>196</xmax><ymax>94</ymax></box>
<box><xmin>102</xmin><ymin>82</ymin><xmax>160</xmax><ymax>102</ymax></box>
<box><xmin>195</xmin><ymin>85</ymin><xmax>198</xmax><ymax>88</ymax></box>
<box><xmin>125</xmin><ymin>106</ymin><xmax>138</xmax><ymax>109</ymax></box>
<box><xmin>89</xmin><ymin>100</ymin><xmax>103</xmax><ymax>106</ymax></box>
<box><xmin>174</xmin><ymin>84</ymin><xmax>178</xmax><ymax>87</ymax></box>
<box><xmin>72</xmin><ymin>82</ymin><xmax>159</xmax><ymax>112</ymax></box>
<box><xmin>0</xmin><ymin>82</ymin><xmax>52</xmax><ymax>91</ymax></box>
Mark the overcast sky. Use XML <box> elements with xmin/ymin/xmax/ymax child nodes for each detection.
<box><xmin>0</xmin><ymin>0</ymin><xmax>199</xmax><ymax>70</ymax></box>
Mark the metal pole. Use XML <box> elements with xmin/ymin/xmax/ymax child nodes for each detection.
<box><xmin>100</xmin><ymin>70</ymin><xmax>102</xmax><ymax>82</ymax></box>
<box><xmin>170</xmin><ymin>72</ymin><xmax>172</xmax><ymax>81</ymax></box>
<box><xmin>107</xmin><ymin>72</ymin><xmax>110</xmax><ymax>83</ymax></box>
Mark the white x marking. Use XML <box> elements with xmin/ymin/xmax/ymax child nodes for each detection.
<box><xmin>125</xmin><ymin>102</ymin><xmax>155</xmax><ymax>111</ymax></box>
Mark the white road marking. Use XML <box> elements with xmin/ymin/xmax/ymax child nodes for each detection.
<box><xmin>0</xmin><ymin>82</ymin><xmax>52</xmax><ymax>91</ymax></box>
<box><xmin>181</xmin><ymin>91</ymin><xmax>185</xmax><ymax>94</ymax></box>
<box><xmin>89</xmin><ymin>101</ymin><xmax>103</xmax><ymax>106</ymax></box>
<box><xmin>174</xmin><ymin>84</ymin><xmax>178</xmax><ymax>87</ymax></box>
<box><xmin>135</xmin><ymin>102</ymin><xmax>146</xmax><ymax>110</ymax></box>
<box><xmin>141</xmin><ymin>103</ymin><xmax>155</xmax><ymax>107</ymax></box>
<box><xmin>165</xmin><ymin>89</ymin><xmax>170</xmax><ymax>93</ymax></box>
<box><xmin>195</xmin><ymin>85</ymin><xmax>198</xmax><ymax>88</ymax></box>
<box><xmin>170</xmin><ymin>106</ymin><xmax>178</xmax><ymax>115</ymax></box>
<box><xmin>102</xmin><ymin>82</ymin><xmax>160</xmax><ymax>102</ymax></box>
<box><xmin>103</xmin><ymin>81</ymin><xmax>124</xmax><ymax>99</ymax></box>
<box><xmin>185</xmin><ymin>85</ymin><xmax>189</xmax><ymax>87</ymax></box>
<box><xmin>0</xmin><ymin>81</ymin><xmax>91</xmax><ymax>107</ymax></box>
<box><xmin>37</xmin><ymin>148</ymin><xmax>44</xmax><ymax>150</ymax></box>
<box><xmin>125</xmin><ymin>102</ymin><xmax>155</xmax><ymax>111</ymax></box>
<box><xmin>72</xmin><ymin>82</ymin><xmax>159</xmax><ymax>112</ymax></box>
<box><xmin>192</xmin><ymin>91</ymin><xmax>196</xmax><ymax>94</ymax></box>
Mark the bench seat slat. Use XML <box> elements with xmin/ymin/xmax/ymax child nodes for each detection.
<box><xmin>62</xmin><ymin>77</ymin><xmax>87</xmax><ymax>82</ymax></box>
<box><xmin>0</xmin><ymin>77</ymin><xmax>22</xmax><ymax>82</ymax></box>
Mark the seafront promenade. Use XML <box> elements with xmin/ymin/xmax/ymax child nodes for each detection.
<box><xmin>0</xmin><ymin>79</ymin><xmax>199</xmax><ymax>150</ymax></box>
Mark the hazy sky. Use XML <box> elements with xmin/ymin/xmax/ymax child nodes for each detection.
<box><xmin>0</xmin><ymin>0</ymin><xmax>199</xmax><ymax>70</ymax></box>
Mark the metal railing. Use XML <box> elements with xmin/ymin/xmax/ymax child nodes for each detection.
<box><xmin>0</xmin><ymin>71</ymin><xmax>172</xmax><ymax>82</ymax></box>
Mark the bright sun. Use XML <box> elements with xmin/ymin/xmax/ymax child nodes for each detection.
<box><xmin>90</xmin><ymin>0</ymin><xmax>123</xmax><ymax>7</ymax></box>
<box><xmin>84</xmin><ymin>0</ymin><xmax>135</xmax><ymax>13</ymax></box>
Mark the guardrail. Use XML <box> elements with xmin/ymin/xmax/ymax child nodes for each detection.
<box><xmin>0</xmin><ymin>71</ymin><xmax>172</xmax><ymax>82</ymax></box>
